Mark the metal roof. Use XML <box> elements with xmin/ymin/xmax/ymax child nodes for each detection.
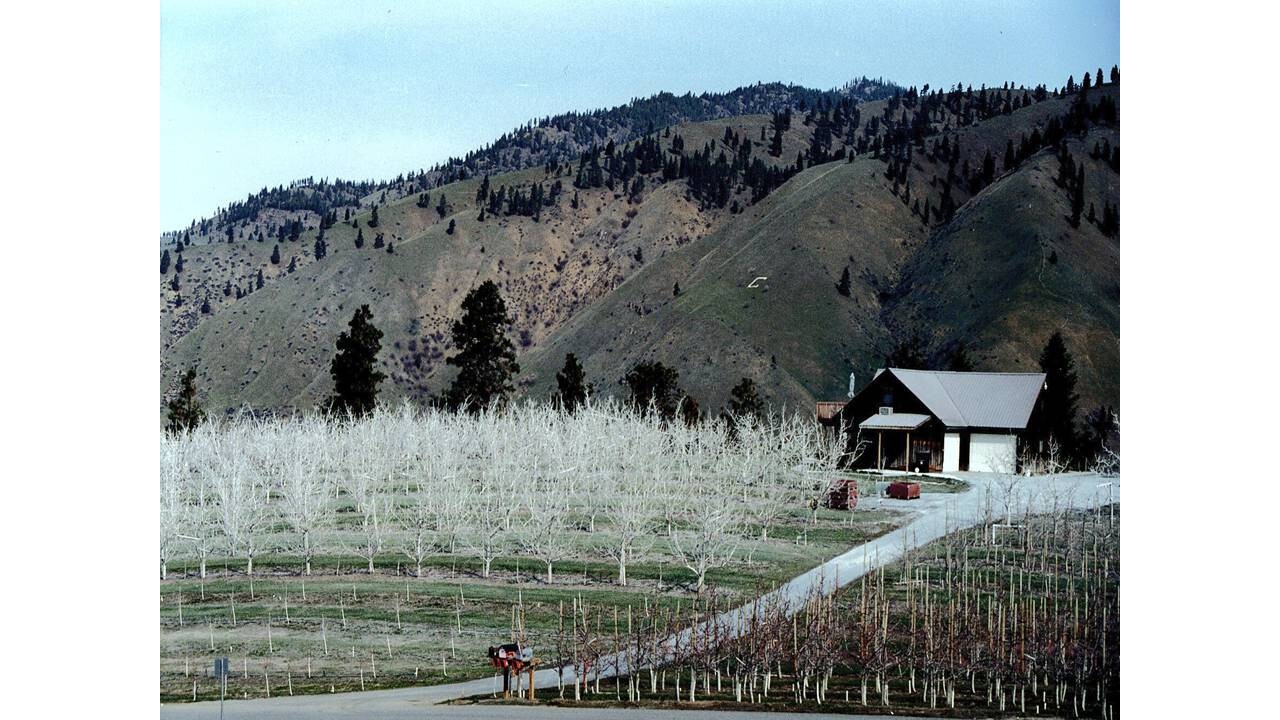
<box><xmin>859</xmin><ymin>413</ymin><xmax>931</xmax><ymax>430</ymax></box>
<box><xmin>885</xmin><ymin>369</ymin><xmax>1046</xmax><ymax>429</ymax></box>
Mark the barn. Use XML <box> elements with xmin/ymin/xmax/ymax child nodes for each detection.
<box><xmin>829</xmin><ymin>368</ymin><xmax>1047</xmax><ymax>473</ymax></box>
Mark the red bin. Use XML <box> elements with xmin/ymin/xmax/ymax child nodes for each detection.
<box><xmin>887</xmin><ymin>481</ymin><xmax>921</xmax><ymax>500</ymax></box>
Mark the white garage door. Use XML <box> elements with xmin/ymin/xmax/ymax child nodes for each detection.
<box><xmin>969</xmin><ymin>434</ymin><xmax>1016</xmax><ymax>473</ymax></box>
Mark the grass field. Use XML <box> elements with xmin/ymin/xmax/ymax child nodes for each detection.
<box><xmin>160</xmin><ymin>505</ymin><xmax>904</xmax><ymax>702</ymax></box>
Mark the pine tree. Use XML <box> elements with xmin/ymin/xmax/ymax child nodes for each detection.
<box><xmin>1034</xmin><ymin>330</ymin><xmax>1082</xmax><ymax>462</ymax></box>
<box><xmin>725</xmin><ymin>377</ymin><xmax>765</xmax><ymax>420</ymax></box>
<box><xmin>673</xmin><ymin>282</ymin><xmax>681</xmax><ymax>297</ymax></box>
<box><xmin>836</xmin><ymin>266</ymin><xmax>852</xmax><ymax>296</ymax></box>
<box><xmin>160</xmin><ymin>249</ymin><xmax>171</xmax><ymax>274</ymax></box>
<box><xmin>369</xmin><ymin>205</ymin><xmax>380</xmax><ymax>228</ymax></box>
<box><xmin>386</xmin><ymin>241</ymin><xmax>394</xmax><ymax>254</ymax></box>
<box><xmin>1081</xmin><ymin>405</ymin><xmax>1118</xmax><ymax>463</ymax></box>
<box><xmin>886</xmin><ymin>334</ymin><xmax>929</xmax><ymax>369</ymax></box>
<box><xmin>287</xmin><ymin>256</ymin><xmax>297</xmax><ymax>273</ymax></box>
<box><xmin>679</xmin><ymin>395</ymin><xmax>702</xmax><ymax>427</ymax></box>
<box><xmin>1070</xmin><ymin>166</ymin><xmax>1085</xmax><ymax>227</ymax></box>
<box><xmin>165</xmin><ymin>367</ymin><xmax>206</xmax><ymax>434</ymax></box>
<box><xmin>552</xmin><ymin>352</ymin><xmax>591</xmax><ymax>412</ymax></box>
<box><xmin>625</xmin><ymin>361</ymin><xmax>681</xmax><ymax>421</ymax></box>
<box><xmin>947</xmin><ymin>341</ymin><xmax>975</xmax><ymax>371</ymax></box>
<box><xmin>447</xmin><ymin>219</ymin><xmax>456</xmax><ymax>235</ymax></box>
<box><xmin>325</xmin><ymin>305</ymin><xmax>386</xmax><ymax>417</ymax></box>
<box><xmin>200</xmin><ymin>296</ymin><xmax>212</xmax><ymax>314</ymax></box>
<box><xmin>222</xmin><ymin>280</ymin><xmax>232</xmax><ymax>297</ymax></box>
<box><xmin>445</xmin><ymin>281</ymin><xmax>520</xmax><ymax>412</ymax></box>
<box><xmin>175</xmin><ymin>254</ymin><xmax>184</xmax><ymax>274</ymax></box>
<box><xmin>169</xmin><ymin>274</ymin><xmax>180</xmax><ymax>292</ymax></box>
<box><xmin>314</xmin><ymin>236</ymin><xmax>327</xmax><ymax>260</ymax></box>
<box><xmin>256</xmin><ymin>269</ymin><xmax>264</xmax><ymax>289</ymax></box>
<box><xmin>270</xmin><ymin>244</ymin><xmax>281</xmax><ymax>264</ymax></box>
<box><xmin>769</xmin><ymin>122</ymin><xmax>783</xmax><ymax>157</ymax></box>
<box><xmin>354</xmin><ymin>228</ymin><xmax>365</xmax><ymax>249</ymax></box>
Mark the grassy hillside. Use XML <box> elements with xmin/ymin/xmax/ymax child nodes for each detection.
<box><xmin>162</xmin><ymin>80</ymin><xmax>1119</xmax><ymax>419</ymax></box>
<box><xmin>882</xmin><ymin>130</ymin><xmax>1120</xmax><ymax>411</ymax></box>
<box><xmin>161</xmin><ymin>111</ymin><xmax>831</xmax><ymax>413</ymax></box>
<box><xmin>517</xmin><ymin>155</ymin><xmax>926</xmax><ymax>412</ymax></box>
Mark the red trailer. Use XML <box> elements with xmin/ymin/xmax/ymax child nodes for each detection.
<box><xmin>886</xmin><ymin>481</ymin><xmax>921</xmax><ymax>500</ymax></box>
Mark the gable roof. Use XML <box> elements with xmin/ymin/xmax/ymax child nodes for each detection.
<box><xmin>883</xmin><ymin>368</ymin><xmax>1046</xmax><ymax>429</ymax></box>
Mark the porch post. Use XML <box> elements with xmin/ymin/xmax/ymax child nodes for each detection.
<box><xmin>906</xmin><ymin>431</ymin><xmax>911</xmax><ymax>472</ymax></box>
<box><xmin>877</xmin><ymin>431</ymin><xmax>882</xmax><ymax>470</ymax></box>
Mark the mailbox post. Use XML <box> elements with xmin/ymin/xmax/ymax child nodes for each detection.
<box><xmin>213</xmin><ymin>657</ymin><xmax>229</xmax><ymax>720</ymax></box>
<box><xmin>488</xmin><ymin>644</ymin><xmax>537</xmax><ymax>701</ymax></box>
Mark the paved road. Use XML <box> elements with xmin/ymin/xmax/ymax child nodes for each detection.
<box><xmin>161</xmin><ymin>471</ymin><xmax>1117</xmax><ymax>719</ymax></box>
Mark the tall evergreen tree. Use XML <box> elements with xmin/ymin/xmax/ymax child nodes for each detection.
<box><xmin>354</xmin><ymin>228</ymin><xmax>365</xmax><ymax>249</ymax></box>
<box><xmin>175</xmin><ymin>254</ymin><xmax>184</xmax><ymax>273</ymax></box>
<box><xmin>160</xmin><ymin>249</ymin><xmax>171</xmax><ymax>275</ymax></box>
<box><xmin>165</xmin><ymin>367</ymin><xmax>206</xmax><ymax>434</ymax></box>
<box><xmin>886</xmin><ymin>334</ymin><xmax>929</xmax><ymax>369</ymax></box>
<box><xmin>368</xmin><ymin>205</ymin><xmax>379</xmax><ymax>228</ymax></box>
<box><xmin>445</xmin><ymin>281</ymin><xmax>520</xmax><ymax>412</ymax></box>
<box><xmin>624</xmin><ymin>361</ymin><xmax>681</xmax><ymax>421</ymax></box>
<box><xmin>325</xmin><ymin>305</ymin><xmax>386</xmax><ymax>417</ymax></box>
<box><xmin>255</xmin><ymin>269</ymin><xmax>264</xmax><ymax>289</ymax></box>
<box><xmin>1070</xmin><ymin>166</ymin><xmax>1085</xmax><ymax>227</ymax></box>
<box><xmin>836</xmin><ymin>266</ymin><xmax>852</xmax><ymax>296</ymax></box>
<box><xmin>270</xmin><ymin>244</ymin><xmax>281</xmax><ymax>264</ymax></box>
<box><xmin>725</xmin><ymin>377</ymin><xmax>765</xmax><ymax>420</ymax></box>
<box><xmin>679</xmin><ymin>394</ymin><xmax>702</xmax><ymax>427</ymax></box>
<box><xmin>1035</xmin><ymin>330</ymin><xmax>1082</xmax><ymax>461</ymax></box>
<box><xmin>552</xmin><ymin>352</ymin><xmax>591</xmax><ymax>412</ymax></box>
<box><xmin>947</xmin><ymin>341</ymin><xmax>975</xmax><ymax>371</ymax></box>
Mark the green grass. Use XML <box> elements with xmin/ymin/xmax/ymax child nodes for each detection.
<box><xmin>160</xmin><ymin>506</ymin><xmax>905</xmax><ymax>702</ymax></box>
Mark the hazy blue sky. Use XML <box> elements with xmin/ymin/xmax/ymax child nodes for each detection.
<box><xmin>161</xmin><ymin>0</ymin><xmax>1119</xmax><ymax>229</ymax></box>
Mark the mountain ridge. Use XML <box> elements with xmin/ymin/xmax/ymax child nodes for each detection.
<box><xmin>161</xmin><ymin>75</ymin><xmax>1119</xmax><ymax>420</ymax></box>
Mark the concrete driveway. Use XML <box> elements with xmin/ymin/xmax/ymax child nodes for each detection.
<box><xmin>161</xmin><ymin>471</ymin><xmax>1117</xmax><ymax>719</ymax></box>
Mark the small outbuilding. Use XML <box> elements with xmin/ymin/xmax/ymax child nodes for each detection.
<box><xmin>826</xmin><ymin>368</ymin><xmax>1047</xmax><ymax>473</ymax></box>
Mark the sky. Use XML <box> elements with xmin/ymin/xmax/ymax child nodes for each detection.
<box><xmin>160</xmin><ymin>0</ymin><xmax>1119</xmax><ymax>230</ymax></box>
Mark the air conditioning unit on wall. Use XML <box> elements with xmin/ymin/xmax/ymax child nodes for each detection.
<box><xmin>878</xmin><ymin>406</ymin><xmax>893</xmax><ymax>415</ymax></box>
